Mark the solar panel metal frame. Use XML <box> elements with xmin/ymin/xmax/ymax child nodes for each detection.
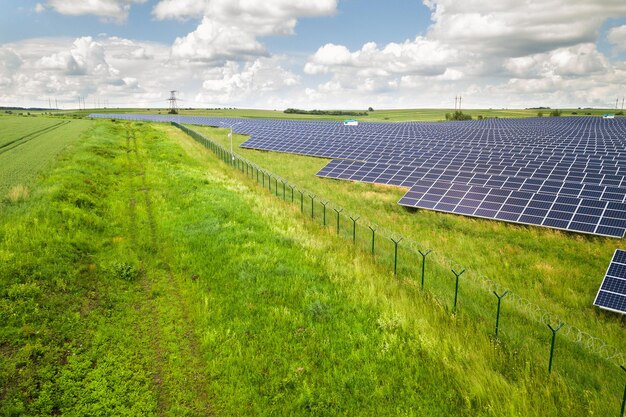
<box><xmin>593</xmin><ymin>249</ymin><xmax>626</xmax><ymax>314</ymax></box>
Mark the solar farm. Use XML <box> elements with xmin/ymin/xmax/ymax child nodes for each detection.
<box><xmin>92</xmin><ymin>114</ymin><xmax>626</xmax><ymax>237</ymax></box>
<box><xmin>92</xmin><ymin>113</ymin><xmax>626</xmax><ymax>314</ymax></box>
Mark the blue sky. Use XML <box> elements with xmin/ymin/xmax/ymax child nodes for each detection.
<box><xmin>0</xmin><ymin>0</ymin><xmax>625</xmax><ymax>109</ymax></box>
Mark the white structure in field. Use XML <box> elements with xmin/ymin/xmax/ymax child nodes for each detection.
<box><xmin>603</xmin><ymin>114</ymin><xmax>615</xmax><ymax>119</ymax></box>
<box><xmin>343</xmin><ymin>119</ymin><xmax>358</xmax><ymax>126</ymax></box>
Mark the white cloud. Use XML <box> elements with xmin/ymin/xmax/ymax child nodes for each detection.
<box><xmin>158</xmin><ymin>0</ymin><xmax>337</xmax><ymax>63</ymax></box>
<box><xmin>198</xmin><ymin>56</ymin><xmax>300</xmax><ymax>105</ymax></box>
<box><xmin>608</xmin><ymin>25</ymin><xmax>626</xmax><ymax>53</ymax></box>
<box><xmin>34</xmin><ymin>3</ymin><xmax>45</xmax><ymax>13</ymax></box>
<box><xmin>171</xmin><ymin>17</ymin><xmax>267</xmax><ymax>62</ymax></box>
<box><xmin>46</xmin><ymin>0</ymin><xmax>146</xmax><ymax>22</ymax></box>
<box><xmin>424</xmin><ymin>0</ymin><xmax>626</xmax><ymax>56</ymax></box>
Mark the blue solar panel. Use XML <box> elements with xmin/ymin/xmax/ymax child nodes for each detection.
<box><xmin>594</xmin><ymin>249</ymin><xmax>626</xmax><ymax>313</ymax></box>
<box><xmin>90</xmin><ymin>113</ymin><xmax>626</xmax><ymax>238</ymax></box>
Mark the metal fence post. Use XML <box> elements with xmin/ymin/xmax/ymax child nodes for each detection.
<box><xmin>418</xmin><ymin>249</ymin><xmax>431</xmax><ymax>289</ymax></box>
<box><xmin>350</xmin><ymin>215</ymin><xmax>360</xmax><ymax>244</ymax></box>
<box><xmin>452</xmin><ymin>268</ymin><xmax>465</xmax><ymax>313</ymax></box>
<box><xmin>547</xmin><ymin>323</ymin><xmax>564</xmax><ymax>374</ymax></box>
<box><xmin>334</xmin><ymin>208</ymin><xmax>343</xmax><ymax>234</ymax></box>
<box><xmin>391</xmin><ymin>237</ymin><xmax>403</xmax><ymax>276</ymax></box>
<box><xmin>309</xmin><ymin>194</ymin><xmax>316</xmax><ymax>219</ymax></box>
<box><xmin>368</xmin><ymin>225</ymin><xmax>377</xmax><ymax>256</ymax></box>
<box><xmin>493</xmin><ymin>291</ymin><xmax>508</xmax><ymax>337</ymax></box>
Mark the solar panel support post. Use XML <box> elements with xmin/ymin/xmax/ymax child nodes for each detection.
<box><xmin>350</xmin><ymin>215</ymin><xmax>360</xmax><ymax>244</ymax></box>
<box><xmin>418</xmin><ymin>249</ymin><xmax>432</xmax><ymax>290</ymax></box>
<box><xmin>391</xmin><ymin>237</ymin><xmax>403</xmax><ymax>276</ymax></box>
<box><xmin>309</xmin><ymin>194</ymin><xmax>316</xmax><ymax>219</ymax></box>
<box><xmin>452</xmin><ymin>269</ymin><xmax>465</xmax><ymax>313</ymax></box>
<box><xmin>493</xmin><ymin>290</ymin><xmax>508</xmax><ymax>337</ymax></box>
<box><xmin>620</xmin><ymin>365</ymin><xmax>625</xmax><ymax>417</ymax></box>
<box><xmin>334</xmin><ymin>208</ymin><xmax>343</xmax><ymax>234</ymax></box>
<box><xmin>547</xmin><ymin>322</ymin><xmax>564</xmax><ymax>374</ymax></box>
<box><xmin>320</xmin><ymin>201</ymin><xmax>329</xmax><ymax>226</ymax></box>
<box><xmin>368</xmin><ymin>225</ymin><xmax>378</xmax><ymax>257</ymax></box>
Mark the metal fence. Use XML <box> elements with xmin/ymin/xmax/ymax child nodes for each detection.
<box><xmin>173</xmin><ymin>121</ymin><xmax>626</xmax><ymax>412</ymax></box>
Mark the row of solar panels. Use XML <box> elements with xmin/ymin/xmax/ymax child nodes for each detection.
<box><xmin>89</xmin><ymin>113</ymin><xmax>626</xmax><ymax>313</ymax></box>
<box><xmin>90</xmin><ymin>113</ymin><xmax>626</xmax><ymax>235</ymax></box>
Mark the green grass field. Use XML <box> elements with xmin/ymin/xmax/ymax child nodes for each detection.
<box><xmin>33</xmin><ymin>106</ymin><xmax>622</xmax><ymax>122</ymax></box>
<box><xmin>0</xmin><ymin>115</ymin><xmax>93</xmax><ymax>203</ymax></box>
<box><xmin>0</xmin><ymin>115</ymin><xmax>624</xmax><ymax>416</ymax></box>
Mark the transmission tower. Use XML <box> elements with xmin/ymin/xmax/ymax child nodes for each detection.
<box><xmin>168</xmin><ymin>90</ymin><xmax>178</xmax><ymax>114</ymax></box>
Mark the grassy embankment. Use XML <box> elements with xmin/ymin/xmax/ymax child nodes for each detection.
<box><xmin>0</xmin><ymin>118</ymin><xmax>623</xmax><ymax>415</ymax></box>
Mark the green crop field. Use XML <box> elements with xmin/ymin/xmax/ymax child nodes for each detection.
<box><xmin>0</xmin><ymin>114</ymin><xmax>624</xmax><ymax>416</ymax></box>
<box><xmin>0</xmin><ymin>115</ymin><xmax>93</xmax><ymax>203</ymax></box>
<box><xmin>45</xmin><ymin>106</ymin><xmax>620</xmax><ymax>122</ymax></box>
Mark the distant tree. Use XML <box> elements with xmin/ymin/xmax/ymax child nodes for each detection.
<box><xmin>537</xmin><ymin>111</ymin><xmax>543</xmax><ymax>117</ymax></box>
<box><xmin>445</xmin><ymin>111</ymin><xmax>472</xmax><ymax>121</ymax></box>
<box><xmin>368</xmin><ymin>107</ymin><xmax>374</xmax><ymax>111</ymax></box>
<box><xmin>549</xmin><ymin>109</ymin><xmax>562</xmax><ymax>117</ymax></box>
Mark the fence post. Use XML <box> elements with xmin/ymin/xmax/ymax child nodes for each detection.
<box><xmin>300</xmin><ymin>190</ymin><xmax>304</xmax><ymax>213</ymax></box>
<box><xmin>547</xmin><ymin>323</ymin><xmax>564</xmax><ymax>374</ymax></box>
<box><xmin>309</xmin><ymin>194</ymin><xmax>316</xmax><ymax>219</ymax></box>
<box><xmin>321</xmin><ymin>201</ymin><xmax>329</xmax><ymax>226</ymax></box>
<box><xmin>289</xmin><ymin>185</ymin><xmax>295</xmax><ymax>203</ymax></box>
<box><xmin>268</xmin><ymin>174</ymin><xmax>272</xmax><ymax>192</ymax></box>
<box><xmin>334</xmin><ymin>208</ymin><xmax>343</xmax><ymax>234</ymax></box>
<box><xmin>262</xmin><ymin>171</ymin><xmax>265</xmax><ymax>187</ymax></box>
<box><xmin>368</xmin><ymin>225</ymin><xmax>377</xmax><ymax>256</ymax></box>
<box><xmin>418</xmin><ymin>249</ymin><xmax>431</xmax><ymax>289</ymax></box>
<box><xmin>451</xmin><ymin>268</ymin><xmax>465</xmax><ymax>313</ymax></box>
<box><xmin>391</xmin><ymin>237</ymin><xmax>403</xmax><ymax>276</ymax></box>
<box><xmin>493</xmin><ymin>290</ymin><xmax>508</xmax><ymax>337</ymax></box>
<box><xmin>275</xmin><ymin>178</ymin><xmax>279</xmax><ymax>197</ymax></box>
<box><xmin>282</xmin><ymin>180</ymin><xmax>286</xmax><ymax>200</ymax></box>
<box><xmin>350</xmin><ymin>215</ymin><xmax>360</xmax><ymax>244</ymax></box>
<box><xmin>620</xmin><ymin>365</ymin><xmax>626</xmax><ymax>417</ymax></box>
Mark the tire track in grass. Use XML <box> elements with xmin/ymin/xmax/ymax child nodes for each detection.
<box><xmin>129</xmin><ymin>126</ymin><xmax>212</xmax><ymax>415</ymax></box>
<box><xmin>124</xmin><ymin>127</ymin><xmax>170</xmax><ymax>414</ymax></box>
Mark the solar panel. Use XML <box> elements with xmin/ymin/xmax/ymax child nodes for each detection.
<box><xmin>594</xmin><ymin>249</ymin><xmax>626</xmax><ymax>313</ymax></box>
<box><xmin>90</xmin><ymin>113</ymin><xmax>626</xmax><ymax>238</ymax></box>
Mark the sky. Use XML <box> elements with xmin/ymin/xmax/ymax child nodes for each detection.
<box><xmin>0</xmin><ymin>0</ymin><xmax>625</xmax><ymax>110</ymax></box>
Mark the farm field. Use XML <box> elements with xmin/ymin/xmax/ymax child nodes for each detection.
<box><xmin>50</xmin><ymin>106</ymin><xmax>621</xmax><ymax>122</ymax></box>
<box><xmin>0</xmin><ymin>115</ymin><xmax>93</xmax><ymax>203</ymax></box>
<box><xmin>0</xmin><ymin>116</ymin><xmax>624</xmax><ymax>416</ymax></box>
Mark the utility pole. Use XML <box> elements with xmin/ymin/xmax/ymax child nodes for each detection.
<box><xmin>454</xmin><ymin>96</ymin><xmax>457</xmax><ymax>110</ymax></box>
<box><xmin>459</xmin><ymin>95</ymin><xmax>462</xmax><ymax>111</ymax></box>
<box><xmin>55</xmin><ymin>98</ymin><xmax>58</xmax><ymax>110</ymax></box>
<box><xmin>168</xmin><ymin>90</ymin><xmax>178</xmax><ymax>114</ymax></box>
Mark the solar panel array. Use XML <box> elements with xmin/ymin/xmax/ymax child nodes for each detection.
<box><xmin>90</xmin><ymin>113</ymin><xmax>626</xmax><ymax>237</ymax></box>
<box><xmin>594</xmin><ymin>249</ymin><xmax>626</xmax><ymax>313</ymax></box>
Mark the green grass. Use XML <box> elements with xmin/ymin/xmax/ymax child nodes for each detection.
<box><xmin>0</xmin><ymin>115</ymin><xmax>92</xmax><ymax>202</ymax></box>
<box><xmin>0</xmin><ymin>118</ymin><xmax>624</xmax><ymax>415</ymax></box>
<box><xmin>37</xmin><ymin>106</ymin><xmax>623</xmax><ymax>122</ymax></box>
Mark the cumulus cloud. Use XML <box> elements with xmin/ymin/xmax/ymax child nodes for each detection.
<box><xmin>171</xmin><ymin>17</ymin><xmax>267</xmax><ymax>62</ymax></box>
<box><xmin>424</xmin><ymin>0</ymin><xmax>626</xmax><ymax>56</ymax></box>
<box><xmin>198</xmin><ymin>56</ymin><xmax>300</xmax><ymax>105</ymax></box>
<box><xmin>608</xmin><ymin>25</ymin><xmax>626</xmax><ymax>53</ymax></box>
<box><xmin>159</xmin><ymin>0</ymin><xmax>337</xmax><ymax>62</ymax></box>
<box><xmin>46</xmin><ymin>0</ymin><xmax>146</xmax><ymax>22</ymax></box>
